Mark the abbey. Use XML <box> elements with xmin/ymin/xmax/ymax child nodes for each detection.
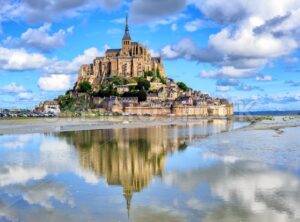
<box><xmin>77</xmin><ymin>17</ymin><xmax>166</xmax><ymax>89</ymax></box>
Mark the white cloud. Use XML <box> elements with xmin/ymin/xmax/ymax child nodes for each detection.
<box><xmin>184</xmin><ymin>19</ymin><xmax>203</xmax><ymax>32</ymax></box>
<box><xmin>256</xmin><ymin>75</ymin><xmax>272</xmax><ymax>81</ymax></box>
<box><xmin>0</xmin><ymin>166</ymin><xmax>46</xmax><ymax>187</ymax></box>
<box><xmin>171</xmin><ymin>23</ymin><xmax>177</xmax><ymax>31</ymax></box>
<box><xmin>201</xmin><ymin>66</ymin><xmax>255</xmax><ymax>78</ymax></box>
<box><xmin>38</xmin><ymin>74</ymin><xmax>72</xmax><ymax>91</ymax></box>
<box><xmin>209</xmin><ymin>21</ymin><xmax>297</xmax><ymax>60</ymax></box>
<box><xmin>161</xmin><ymin>1</ymin><xmax>300</xmax><ymax>79</ymax></box>
<box><xmin>216</xmin><ymin>85</ymin><xmax>229</xmax><ymax>92</ymax></box>
<box><xmin>19</xmin><ymin>183</ymin><xmax>74</xmax><ymax>210</ymax></box>
<box><xmin>148</xmin><ymin>48</ymin><xmax>160</xmax><ymax>57</ymax></box>
<box><xmin>190</xmin><ymin>0</ymin><xmax>300</xmax><ymax>23</ymax></box>
<box><xmin>162</xmin><ymin>38</ymin><xmax>199</xmax><ymax>60</ymax></box>
<box><xmin>18</xmin><ymin>92</ymin><xmax>34</xmax><ymax>100</ymax></box>
<box><xmin>45</xmin><ymin>46</ymin><xmax>108</xmax><ymax>74</ymax></box>
<box><xmin>0</xmin><ymin>83</ymin><xmax>26</xmax><ymax>94</ymax></box>
<box><xmin>2</xmin><ymin>135</ymin><xmax>32</xmax><ymax>149</ymax></box>
<box><xmin>19</xmin><ymin>23</ymin><xmax>73</xmax><ymax>52</ymax></box>
<box><xmin>1</xmin><ymin>0</ymin><xmax>122</xmax><ymax>24</ymax></box>
<box><xmin>0</xmin><ymin>47</ymin><xmax>48</xmax><ymax>71</ymax></box>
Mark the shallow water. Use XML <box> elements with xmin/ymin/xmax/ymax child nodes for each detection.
<box><xmin>0</xmin><ymin>119</ymin><xmax>299</xmax><ymax>222</ymax></box>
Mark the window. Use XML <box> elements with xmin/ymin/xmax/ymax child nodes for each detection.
<box><xmin>122</xmin><ymin>63</ymin><xmax>127</xmax><ymax>76</ymax></box>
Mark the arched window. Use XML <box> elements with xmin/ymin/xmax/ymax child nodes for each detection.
<box><xmin>122</xmin><ymin>63</ymin><xmax>127</xmax><ymax>76</ymax></box>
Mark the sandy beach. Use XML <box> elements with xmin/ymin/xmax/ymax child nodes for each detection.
<box><xmin>0</xmin><ymin>116</ymin><xmax>231</xmax><ymax>135</ymax></box>
<box><xmin>0</xmin><ymin>115</ymin><xmax>299</xmax><ymax>135</ymax></box>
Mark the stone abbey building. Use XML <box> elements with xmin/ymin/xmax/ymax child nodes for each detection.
<box><xmin>77</xmin><ymin>17</ymin><xmax>166</xmax><ymax>89</ymax></box>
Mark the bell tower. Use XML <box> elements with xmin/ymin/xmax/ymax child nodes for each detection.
<box><xmin>122</xmin><ymin>15</ymin><xmax>131</xmax><ymax>51</ymax></box>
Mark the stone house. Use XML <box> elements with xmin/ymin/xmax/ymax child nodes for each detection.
<box><xmin>115</xmin><ymin>85</ymin><xmax>130</xmax><ymax>94</ymax></box>
<box><xmin>41</xmin><ymin>101</ymin><xmax>60</xmax><ymax>114</ymax></box>
<box><xmin>102</xmin><ymin>97</ymin><xmax>122</xmax><ymax>112</ymax></box>
<box><xmin>120</xmin><ymin>97</ymin><xmax>139</xmax><ymax>107</ymax></box>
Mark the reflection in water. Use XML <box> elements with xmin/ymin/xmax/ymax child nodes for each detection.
<box><xmin>56</xmin><ymin>119</ymin><xmax>233</xmax><ymax>216</ymax></box>
<box><xmin>0</xmin><ymin>120</ymin><xmax>299</xmax><ymax>222</ymax></box>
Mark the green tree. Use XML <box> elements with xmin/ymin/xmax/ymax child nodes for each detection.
<box><xmin>96</xmin><ymin>85</ymin><xmax>119</xmax><ymax>97</ymax></box>
<box><xmin>145</xmin><ymin>71</ymin><xmax>153</xmax><ymax>77</ymax></box>
<box><xmin>137</xmin><ymin>77</ymin><xmax>150</xmax><ymax>90</ymax></box>
<box><xmin>78</xmin><ymin>81</ymin><xmax>92</xmax><ymax>93</ymax></box>
<box><xmin>58</xmin><ymin>95</ymin><xmax>76</xmax><ymax>111</ymax></box>
<box><xmin>177</xmin><ymin>82</ymin><xmax>189</xmax><ymax>91</ymax></box>
<box><xmin>156</xmin><ymin>69</ymin><xmax>161</xmax><ymax>78</ymax></box>
<box><xmin>111</xmin><ymin>76</ymin><xmax>128</xmax><ymax>85</ymax></box>
<box><xmin>137</xmin><ymin>90</ymin><xmax>147</xmax><ymax>102</ymax></box>
<box><xmin>156</xmin><ymin>69</ymin><xmax>166</xmax><ymax>84</ymax></box>
<box><xmin>122</xmin><ymin>90</ymin><xmax>147</xmax><ymax>102</ymax></box>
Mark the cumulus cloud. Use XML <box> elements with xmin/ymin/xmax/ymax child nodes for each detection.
<box><xmin>45</xmin><ymin>46</ymin><xmax>108</xmax><ymax>74</ymax></box>
<box><xmin>18</xmin><ymin>92</ymin><xmax>34</xmax><ymax>100</ymax></box>
<box><xmin>19</xmin><ymin>23</ymin><xmax>73</xmax><ymax>52</ymax></box>
<box><xmin>0</xmin><ymin>166</ymin><xmax>46</xmax><ymax>187</ymax></box>
<box><xmin>184</xmin><ymin>19</ymin><xmax>203</xmax><ymax>32</ymax></box>
<box><xmin>201</xmin><ymin>66</ymin><xmax>256</xmax><ymax>78</ymax></box>
<box><xmin>162</xmin><ymin>1</ymin><xmax>300</xmax><ymax>80</ymax></box>
<box><xmin>162</xmin><ymin>38</ymin><xmax>200</xmax><ymax>60</ymax></box>
<box><xmin>129</xmin><ymin>0</ymin><xmax>186</xmax><ymax>24</ymax></box>
<box><xmin>0</xmin><ymin>83</ymin><xmax>34</xmax><ymax>100</ymax></box>
<box><xmin>0</xmin><ymin>47</ymin><xmax>48</xmax><ymax>71</ymax></box>
<box><xmin>0</xmin><ymin>83</ymin><xmax>26</xmax><ymax>94</ymax></box>
<box><xmin>3</xmin><ymin>0</ymin><xmax>122</xmax><ymax>24</ymax></box>
<box><xmin>38</xmin><ymin>74</ymin><xmax>72</xmax><ymax>91</ymax></box>
<box><xmin>13</xmin><ymin>182</ymin><xmax>74</xmax><ymax>210</ymax></box>
<box><xmin>2</xmin><ymin>135</ymin><xmax>32</xmax><ymax>149</ymax></box>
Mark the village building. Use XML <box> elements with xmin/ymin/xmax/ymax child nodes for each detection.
<box><xmin>36</xmin><ymin>101</ymin><xmax>60</xmax><ymax>114</ymax></box>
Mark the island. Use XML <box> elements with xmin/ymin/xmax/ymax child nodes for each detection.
<box><xmin>36</xmin><ymin>16</ymin><xmax>233</xmax><ymax>117</ymax></box>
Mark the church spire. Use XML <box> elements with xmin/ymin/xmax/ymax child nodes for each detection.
<box><xmin>122</xmin><ymin>15</ymin><xmax>131</xmax><ymax>41</ymax></box>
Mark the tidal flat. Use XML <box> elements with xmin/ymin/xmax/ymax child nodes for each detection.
<box><xmin>0</xmin><ymin>116</ymin><xmax>299</xmax><ymax>222</ymax></box>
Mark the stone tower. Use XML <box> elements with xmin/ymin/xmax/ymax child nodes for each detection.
<box><xmin>122</xmin><ymin>15</ymin><xmax>131</xmax><ymax>52</ymax></box>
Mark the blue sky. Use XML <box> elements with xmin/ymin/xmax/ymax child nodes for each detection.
<box><xmin>0</xmin><ymin>0</ymin><xmax>299</xmax><ymax>111</ymax></box>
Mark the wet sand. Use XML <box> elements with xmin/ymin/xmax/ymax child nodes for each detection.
<box><xmin>0</xmin><ymin>116</ymin><xmax>229</xmax><ymax>135</ymax></box>
<box><xmin>0</xmin><ymin>115</ymin><xmax>299</xmax><ymax>135</ymax></box>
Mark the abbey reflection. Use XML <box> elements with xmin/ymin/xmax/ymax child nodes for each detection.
<box><xmin>56</xmin><ymin>119</ymin><xmax>232</xmax><ymax>215</ymax></box>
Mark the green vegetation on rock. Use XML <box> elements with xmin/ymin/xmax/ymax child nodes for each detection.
<box><xmin>122</xmin><ymin>90</ymin><xmax>147</xmax><ymax>102</ymax></box>
<box><xmin>137</xmin><ymin>77</ymin><xmax>150</xmax><ymax>90</ymax></box>
<box><xmin>78</xmin><ymin>81</ymin><xmax>92</xmax><ymax>93</ymax></box>
<box><xmin>177</xmin><ymin>82</ymin><xmax>189</xmax><ymax>91</ymax></box>
<box><xmin>111</xmin><ymin>76</ymin><xmax>128</xmax><ymax>85</ymax></box>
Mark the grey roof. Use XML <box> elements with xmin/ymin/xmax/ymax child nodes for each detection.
<box><xmin>122</xmin><ymin>16</ymin><xmax>131</xmax><ymax>41</ymax></box>
<box><xmin>106</xmin><ymin>49</ymin><xmax>121</xmax><ymax>53</ymax></box>
<box><xmin>123</xmin><ymin>32</ymin><xmax>131</xmax><ymax>41</ymax></box>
